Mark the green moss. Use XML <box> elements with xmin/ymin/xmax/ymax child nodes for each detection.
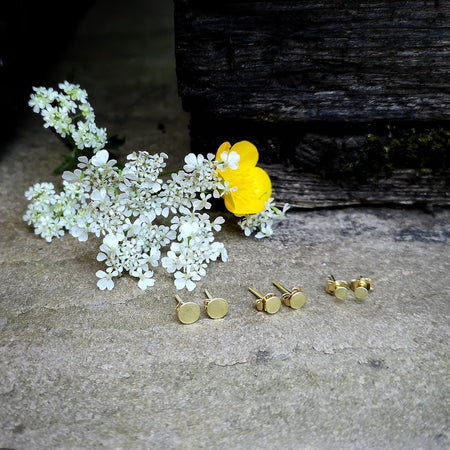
<box><xmin>341</xmin><ymin>124</ymin><xmax>450</xmax><ymax>181</ymax></box>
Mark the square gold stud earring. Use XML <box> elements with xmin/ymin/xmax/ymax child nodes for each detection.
<box><xmin>272</xmin><ymin>280</ymin><xmax>307</xmax><ymax>309</ymax></box>
<box><xmin>350</xmin><ymin>277</ymin><xmax>373</xmax><ymax>299</ymax></box>
<box><xmin>325</xmin><ymin>275</ymin><xmax>349</xmax><ymax>300</ymax></box>
<box><xmin>175</xmin><ymin>295</ymin><xmax>200</xmax><ymax>324</ymax></box>
<box><xmin>203</xmin><ymin>289</ymin><xmax>229</xmax><ymax>319</ymax></box>
<box><xmin>248</xmin><ymin>287</ymin><xmax>281</xmax><ymax>314</ymax></box>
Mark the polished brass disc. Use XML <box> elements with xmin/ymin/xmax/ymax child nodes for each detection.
<box><xmin>334</xmin><ymin>286</ymin><xmax>348</xmax><ymax>300</ymax></box>
<box><xmin>289</xmin><ymin>291</ymin><xmax>307</xmax><ymax>309</ymax></box>
<box><xmin>177</xmin><ymin>302</ymin><xmax>200</xmax><ymax>324</ymax></box>
<box><xmin>206</xmin><ymin>298</ymin><xmax>229</xmax><ymax>319</ymax></box>
<box><xmin>354</xmin><ymin>286</ymin><xmax>368</xmax><ymax>300</ymax></box>
<box><xmin>265</xmin><ymin>296</ymin><xmax>281</xmax><ymax>314</ymax></box>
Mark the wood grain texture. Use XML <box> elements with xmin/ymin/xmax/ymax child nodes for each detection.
<box><xmin>264</xmin><ymin>165</ymin><xmax>450</xmax><ymax>209</ymax></box>
<box><xmin>174</xmin><ymin>1</ymin><xmax>450</xmax><ymax>207</ymax></box>
<box><xmin>175</xmin><ymin>0</ymin><xmax>450</xmax><ymax>122</ymax></box>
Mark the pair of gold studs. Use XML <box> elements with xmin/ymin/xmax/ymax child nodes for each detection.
<box><xmin>248</xmin><ymin>280</ymin><xmax>307</xmax><ymax>314</ymax></box>
<box><xmin>175</xmin><ymin>289</ymin><xmax>229</xmax><ymax>324</ymax></box>
<box><xmin>326</xmin><ymin>275</ymin><xmax>373</xmax><ymax>300</ymax></box>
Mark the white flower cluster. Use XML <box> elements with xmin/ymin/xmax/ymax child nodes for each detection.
<box><xmin>24</xmin><ymin>149</ymin><xmax>231</xmax><ymax>291</ymax></box>
<box><xmin>24</xmin><ymin>82</ymin><xmax>290</xmax><ymax>292</ymax></box>
<box><xmin>28</xmin><ymin>81</ymin><xmax>107</xmax><ymax>154</ymax></box>
<box><xmin>237</xmin><ymin>199</ymin><xmax>290</xmax><ymax>239</ymax></box>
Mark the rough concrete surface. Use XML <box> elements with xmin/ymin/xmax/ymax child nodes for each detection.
<box><xmin>0</xmin><ymin>1</ymin><xmax>449</xmax><ymax>449</ymax></box>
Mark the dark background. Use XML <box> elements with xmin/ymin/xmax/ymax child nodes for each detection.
<box><xmin>0</xmin><ymin>0</ymin><xmax>95</xmax><ymax>144</ymax></box>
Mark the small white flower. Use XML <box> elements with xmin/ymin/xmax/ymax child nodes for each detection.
<box><xmin>218</xmin><ymin>180</ymin><xmax>238</xmax><ymax>196</ymax></box>
<box><xmin>130</xmin><ymin>266</ymin><xmax>155</xmax><ymax>290</ymax></box>
<box><xmin>62</xmin><ymin>169</ymin><xmax>83</xmax><ymax>183</ymax></box>
<box><xmin>91</xmin><ymin>149</ymin><xmax>109</xmax><ymax>166</ymax></box>
<box><xmin>219</xmin><ymin>150</ymin><xmax>240</xmax><ymax>170</ymax></box>
<box><xmin>146</xmin><ymin>247</ymin><xmax>161</xmax><ymax>267</ymax></box>
<box><xmin>237</xmin><ymin>199</ymin><xmax>290</xmax><ymax>238</ymax></box>
<box><xmin>161</xmin><ymin>250</ymin><xmax>180</xmax><ymax>273</ymax></box>
<box><xmin>212</xmin><ymin>216</ymin><xmax>225</xmax><ymax>232</ymax></box>
<box><xmin>174</xmin><ymin>270</ymin><xmax>199</xmax><ymax>291</ymax></box>
<box><xmin>179</xmin><ymin>221</ymin><xmax>199</xmax><ymax>239</ymax></box>
<box><xmin>192</xmin><ymin>193</ymin><xmax>212</xmax><ymax>211</ymax></box>
<box><xmin>96</xmin><ymin>267</ymin><xmax>119</xmax><ymax>290</ymax></box>
<box><xmin>70</xmin><ymin>225</ymin><xmax>88</xmax><ymax>242</ymax></box>
<box><xmin>183</xmin><ymin>153</ymin><xmax>204</xmax><ymax>172</ymax></box>
<box><xmin>28</xmin><ymin>86</ymin><xmax>57</xmax><ymax>113</ymax></box>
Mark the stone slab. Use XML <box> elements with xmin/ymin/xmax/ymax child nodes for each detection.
<box><xmin>0</xmin><ymin>1</ymin><xmax>448</xmax><ymax>449</ymax></box>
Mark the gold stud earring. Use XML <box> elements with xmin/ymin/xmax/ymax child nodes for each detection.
<box><xmin>248</xmin><ymin>287</ymin><xmax>281</xmax><ymax>314</ymax></box>
<box><xmin>325</xmin><ymin>275</ymin><xmax>349</xmax><ymax>300</ymax></box>
<box><xmin>203</xmin><ymin>289</ymin><xmax>229</xmax><ymax>319</ymax></box>
<box><xmin>350</xmin><ymin>277</ymin><xmax>373</xmax><ymax>300</ymax></box>
<box><xmin>272</xmin><ymin>280</ymin><xmax>307</xmax><ymax>309</ymax></box>
<box><xmin>175</xmin><ymin>295</ymin><xmax>200</xmax><ymax>324</ymax></box>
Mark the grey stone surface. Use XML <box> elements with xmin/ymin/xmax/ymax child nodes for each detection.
<box><xmin>0</xmin><ymin>1</ymin><xmax>449</xmax><ymax>449</ymax></box>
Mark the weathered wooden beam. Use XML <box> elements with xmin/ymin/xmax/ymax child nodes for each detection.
<box><xmin>175</xmin><ymin>0</ymin><xmax>450</xmax><ymax>122</ymax></box>
<box><xmin>264</xmin><ymin>165</ymin><xmax>450</xmax><ymax>209</ymax></box>
<box><xmin>174</xmin><ymin>1</ymin><xmax>450</xmax><ymax>207</ymax></box>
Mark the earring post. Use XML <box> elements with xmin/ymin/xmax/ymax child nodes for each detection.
<box><xmin>248</xmin><ymin>287</ymin><xmax>264</xmax><ymax>298</ymax></box>
<box><xmin>272</xmin><ymin>280</ymin><xmax>290</xmax><ymax>294</ymax></box>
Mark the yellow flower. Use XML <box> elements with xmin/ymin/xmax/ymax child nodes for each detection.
<box><xmin>215</xmin><ymin>140</ymin><xmax>272</xmax><ymax>215</ymax></box>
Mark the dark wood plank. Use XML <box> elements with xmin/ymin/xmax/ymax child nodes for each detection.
<box><xmin>175</xmin><ymin>0</ymin><xmax>450</xmax><ymax>122</ymax></box>
<box><xmin>264</xmin><ymin>165</ymin><xmax>450</xmax><ymax>209</ymax></box>
<box><xmin>175</xmin><ymin>1</ymin><xmax>450</xmax><ymax>207</ymax></box>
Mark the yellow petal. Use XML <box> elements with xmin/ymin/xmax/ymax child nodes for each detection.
<box><xmin>229</xmin><ymin>140</ymin><xmax>259</xmax><ymax>170</ymax></box>
<box><xmin>223</xmin><ymin>166</ymin><xmax>272</xmax><ymax>215</ymax></box>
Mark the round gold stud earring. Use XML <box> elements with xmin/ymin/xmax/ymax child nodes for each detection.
<box><xmin>325</xmin><ymin>275</ymin><xmax>349</xmax><ymax>300</ymax></box>
<box><xmin>203</xmin><ymin>289</ymin><xmax>229</xmax><ymax>319</ymax></box>
<box><xmin>175</xmin><ymin>295</ymin><xmax>200</xmax><ymax>324</ymax></box>
<box><xmin>272</xmin><ymin>280</ymin><xmax>307</xmax><ymax>309</ymax></box>
<box><xmin>248</xmin><ymin>287</ymin><xmax>281</xmax><ymax>314</ymax></box>
<box><xmin>350</xmin><ymin>277</ymin><xmax>373</xmax><ymax>300</ymax></box>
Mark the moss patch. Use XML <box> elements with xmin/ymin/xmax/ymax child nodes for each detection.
<box><xmin>341</xmin><ymin>124</ymin><xmax>450</xmax><ymax>181</ymax></box>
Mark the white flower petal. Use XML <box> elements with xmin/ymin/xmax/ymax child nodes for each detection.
<box><xmin>91</xmin><ymin>149</ymin><xmax>109</xmax><ymax>166</ymax></box>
